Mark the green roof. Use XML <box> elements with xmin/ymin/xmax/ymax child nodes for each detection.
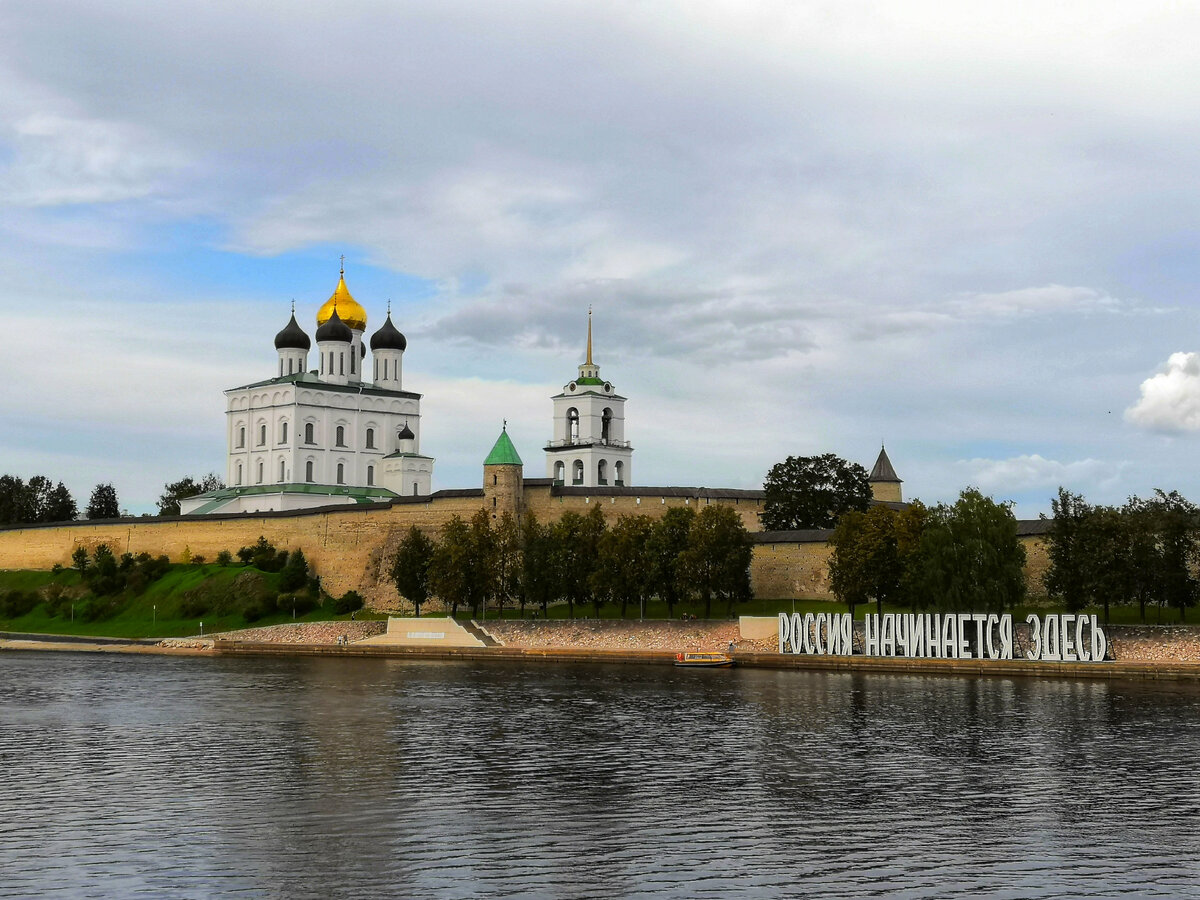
<box><xmin>483</xmin><ymin>427</ymin><xmax>523</xmax><ymax>466</ymax></box>
<box><xmin>576</xmin><ymin>376</ymin><xmax>605</xmax><ymax>385</ymax></box>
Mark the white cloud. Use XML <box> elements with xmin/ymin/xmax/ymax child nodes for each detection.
<box><xmin>959</xmin><ymin>454</ymin><xmax>1126</xmax><ymax>493</ymax></box>
<box><xmin>0</xmin><ymin>113</ymin><xmax>186</xmax><ymax>206</ymax></box>
<box><xmin>1125</xmin><ymin>351</ymin><xmax>1200</xmax><ymax>433</ymax></box>
<box><xmin>949</xmin><ymin>285</ymin><xmax>1123</xmax><ymax>318</ymax></box>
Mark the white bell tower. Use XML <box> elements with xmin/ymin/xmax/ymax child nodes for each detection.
<box><xmin>544</xmin><ymin>310</ymin><xmax>633</xmax><ymax>487</ymax></box>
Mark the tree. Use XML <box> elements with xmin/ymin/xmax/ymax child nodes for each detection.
<box><xmin>468</xmin><ymin>509</ymin><xmax>497</xmax><ymax>618</ymax></box>
<box><xmin>158</xmin><ymin>473</ymin><xmax>225</xmax><ymax>516</ymax></box>
<box><xmin>593</xmin><ymin>514</ymin><xmax>656</xmax><ymax>619</ymax></box>
<box><xmin>647</xmin><ymin>507</ymin><xmax>694</xmax><ymax>618</ymax></box>
<box><xmin>492</xmin><ymin>512</ymin><xmax>523</xmax><ymax>619</ymax></box>
<box><xmin>829</xmin><ymin>505</ymin><xmax>902</xmax><ymax>617</ymax></box>
<box><xmin>279</xmin><ymin>547</ymin><xmax>310</xmax><ymax>592</ymax></box>
<box><xmin>549</xmin><ymin>507</ymin><xmax>606</xmax><ymax>618</ymax></box>
<box><xmin>71</xmin><ymin>546</ymin><xmax>89</xmax><ymax>573</ymax></box>
<box><xmin>391</xmin><ymin>527</ymin><xmax>435</xmax><ymax>616</ymax></box>
<box><xmin>45</xmin><ymin>482</ymin><xmax>77</xmax><ymax>522</ymax></box>
<box><xmin>520</xmin><ymin>513</ymin><xmax>556</xmax><ymax>618</ymax></box>
<box><xmin>429</xmin><ymin>514</ymin><xmax>492</xmax><ymax>618</ymax></box>
<box><xmin>916</xmin><ymin>488</ymin><xmax>1026</xmax><ymax>613</ymax></box>
<box><xmin>761</xmin><ymin>453</ymin><xmax>872</xmax><ymax>531</ymax></box>
<box><xmin>1149</xmin><ymin>490</ymin><xmax>1199</xmax><ymax>622</ymax></box>
<box><xmin>678</xmin><ymin>505</ymin><xmax>753</xmax><ymax>618</ymax></box>
<box><xmin>1044</xmin><ymin>487</ymin><xmax>1091</xmax><ymax>613</ymax></box>
<box><xmin>86</xmin><ymin>483</ymin><xmax>120</xmax><ymax>520</ymax></box>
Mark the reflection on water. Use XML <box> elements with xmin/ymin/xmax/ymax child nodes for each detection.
<box><xmin>2</xmin><ymin>652</ymin><xmax>1199</xmax><ymax>898</ymax></box>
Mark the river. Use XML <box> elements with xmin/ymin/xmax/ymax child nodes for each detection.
<box><xmin>2</xmin><ymin>651</ymin><xmax>1199</xmax><ymax>898</ymax></box>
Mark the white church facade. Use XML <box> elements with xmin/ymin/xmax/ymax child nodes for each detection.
<box><xmin>180</xmin><ymin>266</ymin><xmax>434</xmax><ymax>515</ymax></box>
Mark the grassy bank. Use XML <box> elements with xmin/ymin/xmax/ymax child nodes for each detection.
<box><xmin>0</xmin><ymin>565</ymin><xmax>381</xmax><ymax>640</ymax></box>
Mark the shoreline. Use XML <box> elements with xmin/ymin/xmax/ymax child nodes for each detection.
<box><xmin>5</xmin><ymin>630</ymin><xmax>1200</xmax><ymax>683</ymax></box>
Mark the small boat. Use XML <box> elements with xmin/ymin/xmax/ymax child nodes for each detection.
<box><xmin>674</xmin><ymin>651</ymin><xmax>734</xmax><ymax>668</ymax></box>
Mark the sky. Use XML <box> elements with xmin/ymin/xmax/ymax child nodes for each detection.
<box><xmin>3</xmin><ymin>0</ymin><xmax>1200</xmax><ymax>517</ymax></box>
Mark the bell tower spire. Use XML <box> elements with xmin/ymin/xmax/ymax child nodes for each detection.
<box><xmin>578</xmin><ymin>308</ymin><xmax>600</xmax><ymax>382</ymax></box>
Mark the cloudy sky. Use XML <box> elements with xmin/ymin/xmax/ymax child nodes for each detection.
<box><xmin>3</xmin><ymin>0</ymin><xmax>1200</xmax><ymax>517</ymax></box>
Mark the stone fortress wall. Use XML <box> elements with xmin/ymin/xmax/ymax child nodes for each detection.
<box><xmin>0</xmin><ymin>474</ymin><xmax>1052</xmax><ymax>609</ymax></box>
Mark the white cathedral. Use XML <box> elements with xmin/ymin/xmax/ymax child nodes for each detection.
<box><xmin>180</xmin><ymin>265</ymin><xmax>434</xmax><ymax>514</ymax></box>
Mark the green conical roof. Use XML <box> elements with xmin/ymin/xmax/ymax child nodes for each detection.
<box><xmin>484</xmin><ymin>426</ymin><xmax>523</xmax><ymax>466</ymax></box>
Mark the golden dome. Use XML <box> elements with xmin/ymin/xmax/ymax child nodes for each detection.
<box><xmin>316</xmin><ymin>268</ymin><xmax>368</xmax><ymax>332</ymax></box>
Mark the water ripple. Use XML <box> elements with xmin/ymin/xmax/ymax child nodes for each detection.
<box><xmin>1</xmin><ymin>652</ymin><xmax>1199</xmax><ymax>898</ymax></box>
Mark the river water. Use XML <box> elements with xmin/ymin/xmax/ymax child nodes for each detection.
<box><xmin>2</xmin><ymin>652</ymin><xmax>1199</xmax><ymax>899</ymax></box>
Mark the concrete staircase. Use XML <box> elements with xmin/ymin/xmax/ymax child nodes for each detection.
<box><xmin>463</xmin><ymin>620</ymin><xmax>501</xmax><ymax>647</ymax></box>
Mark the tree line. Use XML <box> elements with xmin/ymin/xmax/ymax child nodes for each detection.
<box><xmin>1045</xmin><ymin>487</ymin><xmax>1198</xmax><ymax>623</ymax></box>
<box><xmin>828</xmin><ymin>488</ymin><xmax>1027</xmax><ymax>616</ymax></box>
<box><xmin>389</xmin><ymin>504</ymin><xmax>754</xmax><ymax>619</ymax></box>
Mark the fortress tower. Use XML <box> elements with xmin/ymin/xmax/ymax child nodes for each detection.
<box><xmin>544</xmin><ymin>311</ymin><xmax>633</xmax><ymax>488</ymax></box>
<box><xmin>868</xmin><ymin>445</ymin><xmax>903</xmax><ymax>503</ymax></box>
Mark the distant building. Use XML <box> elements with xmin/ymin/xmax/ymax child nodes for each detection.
<box><xmin>544</xmin><ymin>310</ymin><xmax>633</xmax><ymax>488</ymax></box>
<box><xmin>180</xmin><ymin>264</ymin><xmax>434</xmax><ymax>514</ymax></box>
<box><xmin>868</xmin><ymin>445</ymin><xmax>903</xmax><ymax>503</ymax></box>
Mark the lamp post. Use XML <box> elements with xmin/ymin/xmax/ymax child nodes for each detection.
<box><xmin>153</xmin><ymin>604</ymin><xmax>156</xmax><ymax>627</ymax></box>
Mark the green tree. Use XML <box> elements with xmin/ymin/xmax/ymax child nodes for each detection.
<box><xmin>468</xmin><ymin>509</ymin><xmax>497</xmax><ymax>618</ymax></box>
<box><xmin>45</xmin><ymin>482</ymin><xmax>77</xmax><ymax>522</ymax></box>
<box><xmin>647</xmin><ymin>507</ymin><xmax>694</xmax><ymax>618</ymax></box>
<box><xmin>279</xmin><ymin>547</ymin><xmax>309</xmax><ymax>592</ymax></box>
<box><xmin>916</xmin><ymin>488</ymin><xmax>1026</xmax><ymax>613</ymax></box>
<box><xmin>520</xmin><ymin>513</ymin><xmax>556</xmax><ymax>617</ymax></box>
<box><xmin>1044</xmin><ymin>487</ymin><xmax>1092</xmax><ymax>613</ymax></box>
<box><xmin>430</xmin><ymin>514</ymin><xmax>492</xmax><ymax>618</ymax></box>
<box><xmin>829</xmin><ymin>505</ymin><xmax>901</xmax><ymax>617</ymax></box>
<box><xmin>391</xmin><ymin>526</ymin><xmax>435</xmax><ymax>616</ymax></box>
<box><xmin>593</xmin><ymin>514</ymin><xmax>656</xmax><ymax>619</ymax></box>
<box><xmin>492</xmin><ymin>512</ymin><xmax>523</xmax><ymax>619</ymax></box>
<box><xmin>678</xmin><ymin>505</ymin><xmax>753</xmax><ymax>618</ymax></box>
<box><xmin>86</xmin><ymin>483</ymin><xmax>120</xmax><ymax>520</ymax></box>
<box><xmin>549</xmin><ymin>507</ymin><xmax>607</xmax><ymax>618</ymax></box>
<box><xmin>158</xmin><ymin>473</ymin><xmax>225</xmax><ymax>516</ymax></box>
<box><xmin>761</xmin><ymin>453</ymin><xmax>872</xmax><ymax>530</ymax></box>
<box><xmin>71</xmin><ymin>545</ymin><xmax>89</xmax><ymax>573</ymax></box>
<box><xmin>1149</xmin><ymin>490</ymin><xmax>1199</xmax><ymax>622</ymax></box>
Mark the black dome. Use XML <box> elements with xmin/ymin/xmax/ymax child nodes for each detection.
<box><xmin>315</xmin><ymin>308</ymin><xmax>352</xmax><ymax>343</ymax></box>
<box><xmin>274</xmin><ymin>313</ymin><xmax>311</xmax><ymax>351</ymax></box>
<box><xmin>370</xmin><ymin>314</ymin><xmax>408</xmax><ymax>351</ymax></box>
<box><xmin>397</xmin><ymin>423</ymin><xmax>415</xmax><ymax>440</ymax></box>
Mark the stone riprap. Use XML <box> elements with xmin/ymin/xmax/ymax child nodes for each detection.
<box><xmin>484</xmin><ymin>618</ymin><xmax>772</xmax><ymax>652</ymax></box>
<box><xmin>200</xmin><ymin>620</ymin><xmax>386</xmax><ymax>645</ymax></box>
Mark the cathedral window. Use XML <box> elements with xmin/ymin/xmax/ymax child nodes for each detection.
<box><xmin>236</xmin><ymin>463</ymin><xmax>242</xmax><ymax>486</ymax></box>
<box><xmin>305</xmin><ymin>423</ymin><xmax>314</xmax><ymax>444</ymax></box>
<box><xmin>598</xmin><ymin>460</ymin><xmax>608</xmax><ymax>485</ymax></box>
<box><xmin>602</xmin><ymin>408</ymin><xmax>612</xmax><ymax>442</ymax></box>
<box><xmin>336</xmin><ymin>426</ymin><xmax>346</xmax><ymax>447</ymax></box>
<box><xmin>257</xmin><ymin>461</ymin><xmax>263</xmax><ymax>484</ymax></box>
<box><xmin>572</xmin><ymin>459</ymin><xmax>584</xmax><ymax>485</ymax></box>
<box><xmin>336</xmin><ymin>463</ymin><xmax>345</xmax><ymax>484</ymax></box>
<box><xmin>567</xmin><ymin>408</ymin><xmax>579</xmax><ymax>443</ymax></box>
<box><xmin>237</xmin><ymin>427</ymin><xmax>245</xmax><ymax>449</ymax></box>
<box><xmin>279</xmin><ymin>459</ymin><xmax>286</xmax><ymax>482</ymax></box>
<box><xmin>339</xmin><ymin>354</ymin><xmax>344</xmax><ymax>375</ymax></box>
<box><xmin>279</xmin><ymin>360</ymin><xmax>284</xmax><ymax>377</ymax></box>
<box><xmin>305</xmin><ymin>461</ymin><xmax>314</xmax><ymax>482</ymax></box>
<box><xmin>350</xmin><ymin>352</ymin><xmax>355</xmax><ymax>375</ymax></box>
<box><xmin>367</xmin><ymin>466</ymin><xmax>374</xmax><ymax>486</ymax></box>
<box><xmin>554</xmin><ymin>461</ymin><xmax>565</xmax><ymax>484</ymax></box>
<box><xmin>258</xmin><ymin>424</ymin><xmax>266</xmax><ymax>446</ymax></box>
<box><xmin>615</xmin><ymin>461</ymin><xmax>624</xmax><ymax>486</ymax></box>
<box><xmin>288</xmin><ymin>358</ymin><xmax>295</xmax><ymax>375</ymax></box>
<box><xmin>366</xmin><ymin>428</ymin><xmax>375</xmax><ymax>449</ymax></box>
<box><xmin>280</xmin><ymin>422</ymin><xmax>288</xmax><ymax>444</ymax></box>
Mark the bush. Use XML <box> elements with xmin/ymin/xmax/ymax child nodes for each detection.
<box><xmin>237</xmin><ymin>536</ymin><xmax>288</xmax><ymax>572</ymax></box>
<box><xmin>191</xmin><ymin>555</ymin><xmax>206</xmax><ymax>565</ymax></box>
<box><xmin>216</xmin><ymin>550</ymin><xmax>233</xmax><ymax>566</ymax></box>
<box><xmin>50</xmin><ymin>563</ymin><xmax>63</xmax><ymax>575</ymax></box>
<box><xmin>0</xmin><ymin>590</ymin><xmax>38</xmax><ymax>618</ymax></box>
<box><xmin>279</xmin><ymin>548</ymin><xmax>309</xmax><ymax>592</ymax></box>
<box><xmin>331</xmin><ymin>591</ymin><xmax>365</xmax><ymax>615</ymax></box>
